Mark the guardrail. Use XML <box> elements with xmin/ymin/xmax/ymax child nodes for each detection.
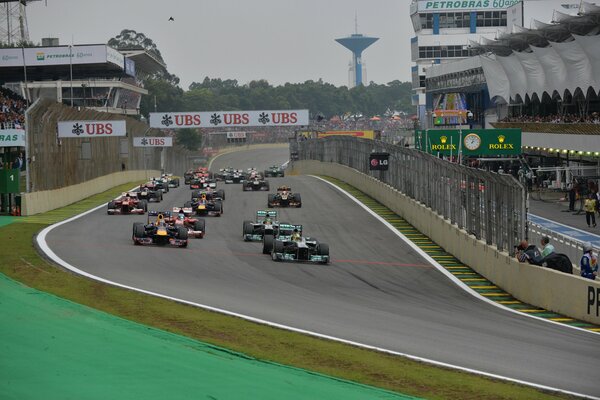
<box><xmin>296</xmin><ymin>137</ymin><xmax>526</xmax><ymax>252</ymax></box>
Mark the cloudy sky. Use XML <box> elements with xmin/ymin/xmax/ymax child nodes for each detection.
<box><xmin>27</xmin><ymin>0</ymin><xmax>572</xmax><ymax>90</ymax></box>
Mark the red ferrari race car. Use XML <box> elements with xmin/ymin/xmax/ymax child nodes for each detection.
<box><xmin>149</xmin><ymin>209</ymin><xmax>206</xmax><ymax>238</ymax></box>
<box><xmin>107</xmin><ymin>192</ymin><xmax>148</xmax><ymax>215</ymax></box>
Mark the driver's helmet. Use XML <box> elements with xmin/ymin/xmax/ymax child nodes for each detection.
<box><xmin>291</xmin><ymin>229</ymin><xmax>301</xmax><ymax>241</ymax></box>
<box><xmin>263</xmin><ymin>217</ymin><xmax>272</xmax><ymax>225</ymax></box>
<box><xmin>178</xmin><ymin>209</ymin><xmax>185</xmax><ymax>219</ymax></box>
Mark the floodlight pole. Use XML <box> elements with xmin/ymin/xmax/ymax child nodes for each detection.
<box><xmin>69</xmin><ymin>45</ymin><xmax>73</xmax><ymax>107</ymax></box>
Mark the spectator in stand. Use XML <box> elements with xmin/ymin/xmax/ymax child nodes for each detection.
<box><xmin>584</xmin><ymin>193</ymin><xmax>597</xmax><ymax>227</ymax></box>
<box><xmin>540</xmin><ymin>236</ymin><xmax>555</xmax><ymax>258</ymax></box>
<box><xmin>580</xmin><ymin>242</ymin><xmax>598</xmax><ymax>280</ymax></box>
<box><xmin>515</xmin><ymin>240</ymin><xmax>543</xmax><ymax>265</ymax></box>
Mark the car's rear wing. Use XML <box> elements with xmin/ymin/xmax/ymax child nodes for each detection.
<box><xmin>256</xmin><ymin>210</ymin><xmax>278</xmax><ymax>220</ymax></box>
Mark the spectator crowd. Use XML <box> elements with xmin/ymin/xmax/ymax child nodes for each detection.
<box><xmin>0</xmin><ymin>88</ymin><xmax>26</xmax><ymax>130</ymax></box>
<box><xmin>501</xmin><ymin>112</ymin><xmax>600</xmax><ymax>124</ymax></box>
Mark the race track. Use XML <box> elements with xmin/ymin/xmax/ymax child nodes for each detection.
<box><xmin>45</xmin><ymin>147</ymin><xmax>600</xmax><ymax>398</ymax></box>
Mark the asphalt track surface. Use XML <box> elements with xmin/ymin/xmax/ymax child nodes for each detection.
<box><xmin>46</xmin><ymin>147</ymin><xmax>600</xmax><ymax>398</ymax></box>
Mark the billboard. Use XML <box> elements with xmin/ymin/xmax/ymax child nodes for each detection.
<box><xmin>133</xmin><ymin>137</ymin><xmax>172</xmax><ymax>147</ymax></box>
<box><xmin>417</xmin><ymin>0</ymin><xmax>521</xmax><ymax>12</ymax></box>
<box><xmin>0</xmin><ymin>129</ymin><xmax>25</xmax><ymax>147</ymax></box>
<box><xmin>416</xmin><ymin>128</ymin><xmax>522</xmax><ymax>156</ymax></box>
<box><xmin>317</xmin><ymin>130</ymin><xmax>376</xmax><ymax>139</ymax></box>
<box><xmin>57</xmin><ymin>120</ymin><xmax>127</xmax><ymax>138</ymax></box>
<box><xmin>0</xmin><ymin>45</ymin><xmax>124</xmax><ymax>69</ymax></box>
<box><xmin>149</xmin><ymin>110</ymin><xmax>309</xmax><ymax>128</ymax></box>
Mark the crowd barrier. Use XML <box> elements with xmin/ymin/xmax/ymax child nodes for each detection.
<box><xmin>290</xmin><ymin>160</ymin><xmax>600</xmax><ymax>326</ymax></box>
<box><xmin>21</xmin><ymin>170</ymin><xmax>160</xmax><ymax>216</ymax></box>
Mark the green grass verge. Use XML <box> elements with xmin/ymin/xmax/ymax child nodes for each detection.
<box><xmin>0</xmin><ymin>182</ymin><xmax>577</xmax><ymax>400</ymax></box>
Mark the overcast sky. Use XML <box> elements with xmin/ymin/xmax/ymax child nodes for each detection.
<box><xmin>27</xmin><ymin>0</ymin><xmax>572</xmax><ymax>90</ymax></box>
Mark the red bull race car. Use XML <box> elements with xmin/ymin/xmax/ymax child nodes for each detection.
<box><xmin>132</xmin><ymin>213</ymin><xmax>188</xmax><ymax>247</ymax></box>
<box><xmin>149</xmin><ymin>209</ymin><xmax>206</xmax><ymax>238</ymax></box>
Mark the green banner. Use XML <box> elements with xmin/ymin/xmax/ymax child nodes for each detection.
<box><xmin>416</xmin><ymin>129</ymin><xmax>522</xmax><ymax>156</ymax></box>
<box><xmin>0</xmin><ymin>169</ymin><xmax>19</xmax><ymax>193</ymax></box>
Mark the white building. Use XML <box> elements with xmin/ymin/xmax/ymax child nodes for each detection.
<box><xmin>409</xmin><ymin>0</ymin><xmax>580</xmax><ymax>128</ymax></box>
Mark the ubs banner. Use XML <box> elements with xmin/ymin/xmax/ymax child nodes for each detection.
<box><xmin>416</xmin><ymin>128</ymin><xmax>522</xmax><ymax>156</ymax></box>
<box><xmin>57</xmin><ymin>120</ymin><xmax>127</xmax><ymax>138</ymax></box>
<box><xmin>149</xmin><ymin>110</ymin><xmax>309</xmax><ymax>128</ymax></box>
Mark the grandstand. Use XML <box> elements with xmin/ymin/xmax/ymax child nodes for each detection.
<box><xmin>423</xmin><ymin>2</ymin><xmax>600</xmax><ymax>182</ymax></box>
<box><xmin>0</xmin><ymin>40</ymin><xmax>166</xmax><ymax>115</ymax></box>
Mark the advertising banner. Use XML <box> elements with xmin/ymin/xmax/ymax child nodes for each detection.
<box><xmin>318</xmin><ymin>130</ymin><xmax>375</xmax><ymax>139</ymax></box>
<box><xmin>57</xmin><ymin>120</ymin><xmax>127</xmax><ymax>138</ymax></box>
<box><xmin>417</xmin><ymin>0</ymin><xmax>520</xmax><ymax>12</ymax></box>
<box><xmin>149</xmin><ymin>109</ymin><xmax>309</xmax><ymax>128</ymax></box>
<box><xmin>133</xmin><ymin>137</ymin><xmax>173</xmax><ymax>147</ymax></box>
<box><xmin>369</xmin><ymin>153</ymin><xmax>390</xmax><ymax>171</ymax></box>
<box><xmin>0</xmin><ymin>45</ymin><xmax>123</xmax><ymax>68</ymax></box>
<box><xmin>125</xmin><ymin>58</ymin><xmax>136</xmax><ymax>76</ymax></box>
<box><xmin>417</xmin><ymin>128</ymin><xmax>522</xmax><ymax>156</ymax></box>
<box><xmin>226</xmin><ymin>132</ymin><xmax>247</xmax><ymax>139</ymax></box>
<box><xmin>0</xmin><ymin>129</ymin><xmax>26</xmax><ymax>147</ymax></box>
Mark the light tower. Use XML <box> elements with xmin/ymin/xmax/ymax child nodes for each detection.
<box><xmin>335</xmin><ymin>17</ymin><xmax>378</xmax><ymax>87</ymax></box>
<box><xmin>0</xmin><ymin>0</ymin><xmax>39</xmax><ymax>45</ymax></box>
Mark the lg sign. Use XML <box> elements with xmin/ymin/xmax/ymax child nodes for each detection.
<box><xmin>58</xmin><ymin>120</ymin><xmax>127</xmax><ymax>138</ymax></box>
<box><xmin>369</xmin><ymin>153</ymin><xmax>390</xmax><ymax>171</ymax></box>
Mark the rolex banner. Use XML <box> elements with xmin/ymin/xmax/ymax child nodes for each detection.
<box><xmin>57</xmin><ymin>120</ymin><xmax>126</xmax><ymax>138</ymax></box>
<box><xmin>133</xmin><ymin>137</ymin><xmax>173</xmax><ymax>147</ymax></box>
<box><xmin>149</xmin><ymin>110</ymin><xmax>309</xmax><ymax>128</ymax></box>
<box><xmin>416</xmin><ymin>129</ymin><xmax>521</xmax><ymax>156</ymax></box>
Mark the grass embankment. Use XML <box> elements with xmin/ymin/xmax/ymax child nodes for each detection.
<box><xmin>0</xmin><ymin>182</ymin><xmax>576</xmax><ymax>400</ymax></box>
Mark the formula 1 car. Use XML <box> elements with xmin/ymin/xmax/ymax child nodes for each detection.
<box><xmin>162</xmin><ymin>174</ymin><xmax>180</xmax><ymax>188</ymax></box>
<box><xmin>242</xmin><ymin>210</ymin><xmax>279</xmax><ymax>241</ymax></box>
<box><xmin>242</xmin><ymin>170</ymin><xmax>270</xmax><ymax>191</ymax></box>
<box><xmin>184</xmin><ymin>169</ymin><xmax>195</xmax><ymax>184</ymax></box>
<box><xmin>266</xmin><ymin>225</ymin><xmax>329</xmax><ymax>264</ymax></box>
<box><xmin>223</xmin><ymin>169</ymin><xmax>246</xmax><ymax>184</ymax></box>
<box><xmin>132</xmin><ymin>214</ymin><xmax>188</xmax><ymax>247</ymax></box>
<box><xmin>138</xmin><ymin>183</ymin><xmax>163</xmax><ymax>202</ymax></box>
<box><xmin>192</xmin><ymin>188</ymin><xmax>225</xmax><ymax>202</ymax></box>
<box><xmin>264</xmin><ymin>165</ymin><xmax>285</xmax><ymax>178</ymax></box>
<box><xmin>149</xmin><ymin>209</ymin><xmax>206</xmax><ymax>238</ymax></box>
<box><xmin>186</xmin><ymin>192</ymin><xmax>224</xmax><ymax>217</ymax></box>
<box><xmin>107</xmin><ymin>192</ymin><xmax>148</xmax><ymax>215</ymax></box>
<box><xmin>149</xmin><ymin>178</ymin><xmax>169</xmax><ymax>193</ymax></box>
<box><xmin>262</xmin><ymin>222</ymin><xmax>298</xmax><ymax>254</ymax></box>
<box><xmin>267</xmin><ymin>186</ymin><xmax>301</xmax><ymax>208</ymax></box>
<box><xmin>189</xmin><ymin>176</ymin><xmax>217</xmax><ymax>190</ymax></box>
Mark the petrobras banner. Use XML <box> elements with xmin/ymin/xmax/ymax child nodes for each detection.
<box><xmin>417</xmin><ymin>0</ymin><xmax>520</xmax><ymax>12</ymax></box>
<box><xmin>149</xmin><ymin>109</ymin><xmax>309</xmax><ymax>128</ymax></box>
<box><xmin>0</xmin><ymin>129</ymin><xmax>25</xmax><ymax>147</ymax></box>
<box><xmin>0</xmin><ymin>45</ymin><xmax>124</xmax><ymax>68</ymax></box>
<box><xmin>57</xmin><ymin>120</ymin><xmax>127</xmax><ymax>138</ymax></box>
<box><xmin>133</xmin><ymin>137</ymin><xmax>173</xmax><ymax>147</ymax></box>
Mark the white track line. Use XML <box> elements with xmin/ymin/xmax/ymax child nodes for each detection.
<box><xmin>35</xmin><ymin>180</ymin><xmax>598</xmax><ymax>400</ymax></box>
<box><xmin>312</xmin><ymin>176</ymin><xmax>599</xmax><ymax>336</ymax></box>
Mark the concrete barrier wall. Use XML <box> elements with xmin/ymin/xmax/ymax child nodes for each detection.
<box><xmin>291</xmin><ymin>160</ymin><xmax>600</xmax><ymax>325</ymax></box>
<box><xmin>21</xmin><ymin>170</ymin><xmax>160</xmax><ymax>216</ymax></box>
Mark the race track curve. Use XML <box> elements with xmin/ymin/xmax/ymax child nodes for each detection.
<box><xmin>45</xmin><ymin>146</ymin><xmax>600</xmax><ymax>398</ymax></box>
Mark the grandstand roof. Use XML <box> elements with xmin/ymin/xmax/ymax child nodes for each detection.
<box><xmin>115</xmin><ymin>48</ymin><xmax>167</xmax><ymax>76</ymax></box>
<box><xmin>470</xmin><ymin>2</ymin><xmax>600</xmax><ymax>56</ymax></box>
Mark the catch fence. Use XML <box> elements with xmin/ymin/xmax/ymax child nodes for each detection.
<box><xmin>296</xmin><ymin>137</ymin><xmax>526</xmax><ymax>253</ymax></box>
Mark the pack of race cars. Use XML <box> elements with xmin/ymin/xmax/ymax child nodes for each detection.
<box><xmin>109</xmin><ymin>164</ymin><xmax>329</xmax><ymax>263</ymax></box>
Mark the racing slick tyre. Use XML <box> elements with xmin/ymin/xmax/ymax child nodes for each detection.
<box><xmin>184</xmin><ymin>201</ymin><xmax>192</xmax><ymax>208</ymax></box>
<box><xmin>194</xmin><ymin>219</ymin><xmax>206</xmax><ymax>236</ymax></box>
<box><xmin>215</xmin><ymin>201</ymin><xmax>223</xmax><ymax>216</ymax></box>
<box><xmin>139</xmin><ymin>200</ymin><xmax>148</xmax><ymax>213</ymax></box>
<box><xmin>294</xmin><ymin>193</ymin><xmax>302</xmax><ymax>208</ymax></box>
<box><xmin>318</xmin><ymin>243</ymin><xmax>329</xmax><ymax>256</ymax></box>
<box><xmin>174</xmin><ymin>179</ymin><xmax>180</xmax><ymax>187</ymax></box>
<box><xmin>280</xmin><ymin>171</ymin><xmax>285</xmax><ymax>177</ymax></box>
<box><xmin>132</xmin><ymin>222</ymin><xmax>145</xmax><ymax>244</ymax></box>
<box><xmin>264</xmin><ymin>180</ymin><xmax>270</xmax><ymax>191</ymax></box>
<box><xmin>267</xmin><ymin>194</ymin><xmax>275</xmax><ymax>208</ymax></box>
<box><xmin>243</xmin><ymin>220</ymin><xmax>254</xmax><ymax>238</ymax></box>
<box><xmin>157</xmin><ymin>192</ymin><xmax>163</xmax><ymax>202</ymax></box>
<box><xmin>217</xmin><ymin>189</ymin><xmax>225</xmax><ymax>200</ymax></box>
<box><xmin>107</xmin><ymin>201</ymin><xmax>116</xmax><ymax>214</ymax></box>
<box><xmin>243</xmin><ymin>184</ymin><xmax>250</xmax><ymax>191</ymax></box>
<box><xmin>177</xmin><ymin>226</ymin><xmax>188</xmax><ymax>240</ymax></box>
<box><xmin>272</xmin><ymin>240</ymin><xmax>284</xmax><ymax>261</ymax></box>
<box><xmin>263</xmin><ymin>234</ymin><xmax>274</xmax><ymax>254</ymax></box>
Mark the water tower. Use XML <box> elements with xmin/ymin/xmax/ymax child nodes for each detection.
<box><xmin>335</xmin><ymin>25</ymin><xmax>378</xmax><ymax>87</ymax></box>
